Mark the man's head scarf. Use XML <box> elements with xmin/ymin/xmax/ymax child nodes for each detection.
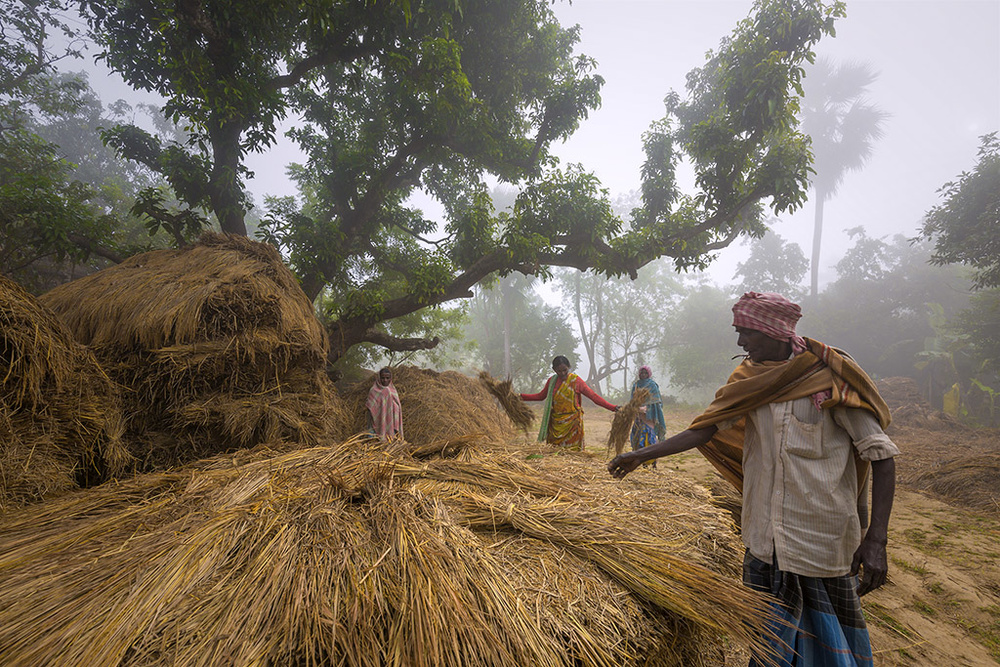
<box><xmin>731</xmin><ymin>291</ymin><xmax>807</xmax><ymax>355</ymax></box>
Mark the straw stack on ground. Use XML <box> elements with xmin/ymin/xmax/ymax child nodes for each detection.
<box><xmin>41</xmin><ymin>233</ymin><xmax>346</xmax><ymax>468</ymax></box>
<box><xmin>342</xmin><ymin>366</ymin><xmax>516</xmax><ymax>445</ymax></box>
<box><xmin>908</xmin><ymin>451</ymin><xmax>1000</xmax><ymax>514</ymax></box>
<box><xmin>607</xmin><ymin>386</ymin><xmax>650</xmax><ymax>455</ymax></box>
<box><xmin>0</xmin><ymin>275</ymin><xmax>131</xmax><ymax>511</ymax></box>
<box><xmin>478</xmin><ymin>371</ymin><xmax>535</xmax><ymax>430</ymax></box>
<box><xmin>0</xmin><ymin>434</ymin><xmax>781</xmax><ymax>666</ymax></box>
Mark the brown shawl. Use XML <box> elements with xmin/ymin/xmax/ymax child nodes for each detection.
<box><xmin>690</xmin><ymin>338</ymin><xmax>891</xmax><ymax>493</ymax></box>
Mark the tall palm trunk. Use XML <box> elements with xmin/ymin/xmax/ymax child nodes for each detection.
<box><xmin>810</xmin><ymin>192</ymin><xmax>827</xmax><ymax>303</ymax></box>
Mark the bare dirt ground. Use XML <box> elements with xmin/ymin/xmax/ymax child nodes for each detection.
<box><xmin>576</xmin><ymin>401</ymin><xmax>1000</xmax><ymax>666</ymax></box>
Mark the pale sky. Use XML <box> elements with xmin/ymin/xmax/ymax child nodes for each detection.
<box><xmin>547</xmin><ymin>0</ymin><xmax>1000</xmax><ymax>287</ymax></box>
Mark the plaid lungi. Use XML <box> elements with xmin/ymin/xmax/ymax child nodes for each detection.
<box><xmin>744</xmin><ymin>551</ymin><xmax>874</xmax><ymax>667</ymax></box>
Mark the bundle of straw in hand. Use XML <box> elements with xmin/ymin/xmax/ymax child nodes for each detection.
<box><xmin>606</xmin><ymin>386</ymin><xmax>649</xmax><ymax>456</ymax></box>
<box><xmin>478</xmin><ymin>371</ymin><xmax>535</xmax><ymax>430</ymax></box>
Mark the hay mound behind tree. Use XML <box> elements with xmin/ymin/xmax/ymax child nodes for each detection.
<box><xmin>0</xmin><ymin>275</ymin><xmax>131</xmax><ymax>511</ymax></box>
<box><xmin>0</xmin><ymin>435</ymin><xmax>782</xmax><ymax>666</ymax></box>
<box><xmin>342</xmin><ymin>366</ymin><xmax>516</xmax><ymax>445</ymax></box>
<box><xmin>478</xmin><ymin>371</ymin><xmax>534</xmax><ymax>430</ymax></box>
<box><xmin>607</xmin><ymin>386</ymin><xmax>649</xmax><ymax>455</ymax></box>
<box><xmin>41</xmin><ymin>233</ymin><xmax>346</xmax><ymax>467</ymax></box>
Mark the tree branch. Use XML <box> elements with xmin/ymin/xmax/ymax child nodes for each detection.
<box><xmin>67</xmin><ymin>234</ymin><xmax>125</xmax><ymax>264</ymax></box>
<box><xmin>359</xmin><ymin>330</ymin><xmax>441</xmax><ymax>352</ymax></box>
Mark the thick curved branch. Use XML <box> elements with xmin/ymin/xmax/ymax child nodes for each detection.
<box><xmin>267</xmin><ymin>36</ymin><xmax>384</xmax><ymax>92</ymax></box>
<box><xmin>68</xmin><ymin>234</ymin><xmax>125</xmax><ymax>264</ymax></box>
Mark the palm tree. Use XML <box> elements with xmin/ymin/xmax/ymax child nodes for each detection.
<box><xmin>801</xmin><ymin>58</ymin><xmax>889</xmax><ymax>301</ymax></box>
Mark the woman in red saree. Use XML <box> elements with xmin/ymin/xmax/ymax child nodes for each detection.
<box><xmin>520</xmin><ymin>355</ymin><xmax>617</xmax><ymax>450</ymax></box>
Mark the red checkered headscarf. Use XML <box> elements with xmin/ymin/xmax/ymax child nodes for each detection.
<box><xmin>731</xmin><ymin>292</ymin><xmax>807</xmax><ymax>355</ymax></box>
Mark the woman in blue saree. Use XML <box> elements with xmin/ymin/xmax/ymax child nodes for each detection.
<box><xmin>629</xmin><ymin>366</ymin><xmax>667</xmax><ymax>464</ymax></box>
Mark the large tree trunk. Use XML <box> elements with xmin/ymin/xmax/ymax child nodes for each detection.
<box><xmin>209</xmin><ymin>123</ymin><xmax>248</xmax><ymax>237</ymax></box>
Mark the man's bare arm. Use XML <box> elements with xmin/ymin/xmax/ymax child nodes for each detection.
<box><xmin>853</xmin><ymin>456</ymin><xmax>895</xmax><ymax>595</ymax></box>
<box><xmin>608</xmin><ymin>426</ymin><xmax>718</xmax><ymax>479</ymax></box>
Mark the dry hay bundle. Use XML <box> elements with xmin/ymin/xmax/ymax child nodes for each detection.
<box><xmin>478</xmin><ymin>371</ymin><xmax>534</xmax><ymax>430</ymax></box>
<box><xmin>876</xmin><ymin>377</ymin><xmax>927</xmax><ymax>412</ymax></box>
<box><xmin>0</xmin><ymin>435</ymin><xmax>782</xmax><ymax>667</ymax></box>
<box><xmin>342</xmin><ymin>366</ymin><xmax>515</xmax><ymax>445</ymax></box>
<box><xmin>606</xmin><ymin>386</ymin><xmax>649</xmax><ymax>455</ymax></box>
<box><xmin>907</xmin><ymin>451</ymin><xmax>1000</xmax><ymax>514</ymax></box>
<box><xmin>0</xmin><ymin>275</ymin><xmax>131</xmax><ymax>510</ymax></box>
<box><xmin>41</xmin><ymin>233</ymin><xmax>346</xmax><ymax>466</ymax></box>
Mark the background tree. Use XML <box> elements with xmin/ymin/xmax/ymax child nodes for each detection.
<box><xmin>0</xmin><ymin>3</ymin><xmax>136</xmax><ymax>291</ymax></box>
<box><xmin>83</xmin><ymin>0</ymin><xmax>844</xmax><ymax>363</ymax></box>
<box><xmin>657</xmin><ymin>282</ymin><xmax>738</xmax><ymax>404</ymax></box>
<box><xmin>804</xmin><ymin>229</ymin><xmax>970</xmax><ymax>384</ymax></box>
<box><xmin>800</xmin><ymin>58</ymin><xmax>888</xmax><ymax>301</ymax></box>
<box><xmin>465</xmin><ymin>274</ymin><xmax>576</xmax><ymax>390</ymax></box>
<box><xmin>732</xmin><ymin>229</ymin><xmax>808</xmax><ymax>299</ymax></box>
<box><xmin>917</xmin><ymin>132</ymin><xmax>1000</xmax><ymax>421</ymax></box>
<box><xmin>919</xmin><ymin>132</ymin><xmax>1000</xmax><ymax>291</ymax></box>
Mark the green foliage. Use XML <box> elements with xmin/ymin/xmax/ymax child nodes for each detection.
<box><xmin>0</xmin><ymin>0</ymin><xmax>83</xmax><ymax>110</ymax></box>
<box><xmin>920</xmin><ymin>132</ymin><xmax>1000</xmax><ymax>291</ymax></box>
<box><xmin>733</xmin><ymin>229</ymin><xmax>808</xmax><ymax>299</ymax></box>
<box><xmin>658</xmin><ymin>282</ymin><xmax>741</xmax><ymax>402</ymax></box>
<box><xmin>81</xmin><ymin>0</ymin><xmax>845</xmax><ymax>362</ymax></box>
<box><xmin>804</xmin><ymin>230</ymin><xmax>971</xmax><ymax>382</ymax></box>
<box><xmin>954</xmin><ymin>289</ymin><xmax>1000</xmax><ymax>376</ymax></box>
<box><xmin>0</xmin><ymin>127</ymin><xmax>111</xmax><ymax>289</ymax></box>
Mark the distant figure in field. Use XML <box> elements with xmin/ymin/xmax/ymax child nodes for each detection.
<box><xmin>366</xmin><ymin>367</ymin><xmax>403</xmax><ymax>440</ymax></box>
<box><xmin>520</xmin><ymin>355</ymin><xmax>618</xmax><ymax>451</ymax></box>
<box><xmin>629</xmin><ymin>365</ymin><xmax>667</xmax><ymax>468</ymax></box>
<box><xmin>609</xmin><ymin>292</ymin><xmax>898</xmax><ymax>667</ymax></box>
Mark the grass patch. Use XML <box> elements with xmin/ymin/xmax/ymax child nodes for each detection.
<box><xmin>891</xmin><ymin>555</ymin><xmax>929</xmax><ymax>576</ymax></box>
<box><xmin>960</xmin><ymin>618</ymin><xmax>1000</xmax><ymax>660</ymax></box>
<box><xmin>866</xmin><ymin>602</ymin><xmax>918</xmax><ymax>640</ymax></box>
<box><xmin>912</xmin><ymin>598</ymin><xmax>937</xmax><ymax>617</ymax></box>
<box><xmin>926</xmin><ymin>581</ymin><xmax>945</xmax><ymax>595</ymax></box>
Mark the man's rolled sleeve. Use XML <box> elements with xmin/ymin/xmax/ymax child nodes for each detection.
<box><xmin>833</xmin><ymin>407</ymin><xmax>901</xmax><ymax>462</ymax></box>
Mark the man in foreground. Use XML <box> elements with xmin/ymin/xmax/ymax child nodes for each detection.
<box><xmin>608</xmin><ymin>292</ymin><xmax>898</xmax><ymax>666</ymax></box>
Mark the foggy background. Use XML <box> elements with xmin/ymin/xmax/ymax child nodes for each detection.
<box><xmin>548</xmin><ymin>0</ymin><xmax>1000</xmax><ymax>288</ymax></box>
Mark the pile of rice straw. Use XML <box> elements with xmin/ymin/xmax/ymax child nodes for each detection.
<box><xmin>0</xmin><ymin>435</ymin><xmax>782</xmax><ymax>666</ymax></box>
<box><xmin>41</xmin><ymin>233</ymin><xmax>347</xmax><ymax>468</ymax></box>
<box><xmin>341</xmin><ymin>366</ymin><xmax>516</xmax><ymax>445</ymax></box>
<box><xmin>0</xmin><ymin>275</ymin><xmax>131</xmax><ymax>511</ymax></box>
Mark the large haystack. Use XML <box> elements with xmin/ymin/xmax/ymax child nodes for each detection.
<box><xmin>0</xmin><ymin>435</ymin><xmax>780</xmax><ymax>666</ymax></box>
<box><xmin>41</xmin><ymin>233</ymin><xmax>346</xmax><ymax>467</ymax></box>
<box><xmin>0</xmin><ymin>275</ymin><xmax>130</xmax><ymax>510</ymax></box>
<box><xmin>342</xmin><ymin>365</ymin><xmax>516</xmax><ymax>444</ymax></box>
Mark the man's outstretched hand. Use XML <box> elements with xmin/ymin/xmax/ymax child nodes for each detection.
<box><xmin>608</xmin><ymin>452</ymin><xmax>642</xmax><ymax>479</ymax></box>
